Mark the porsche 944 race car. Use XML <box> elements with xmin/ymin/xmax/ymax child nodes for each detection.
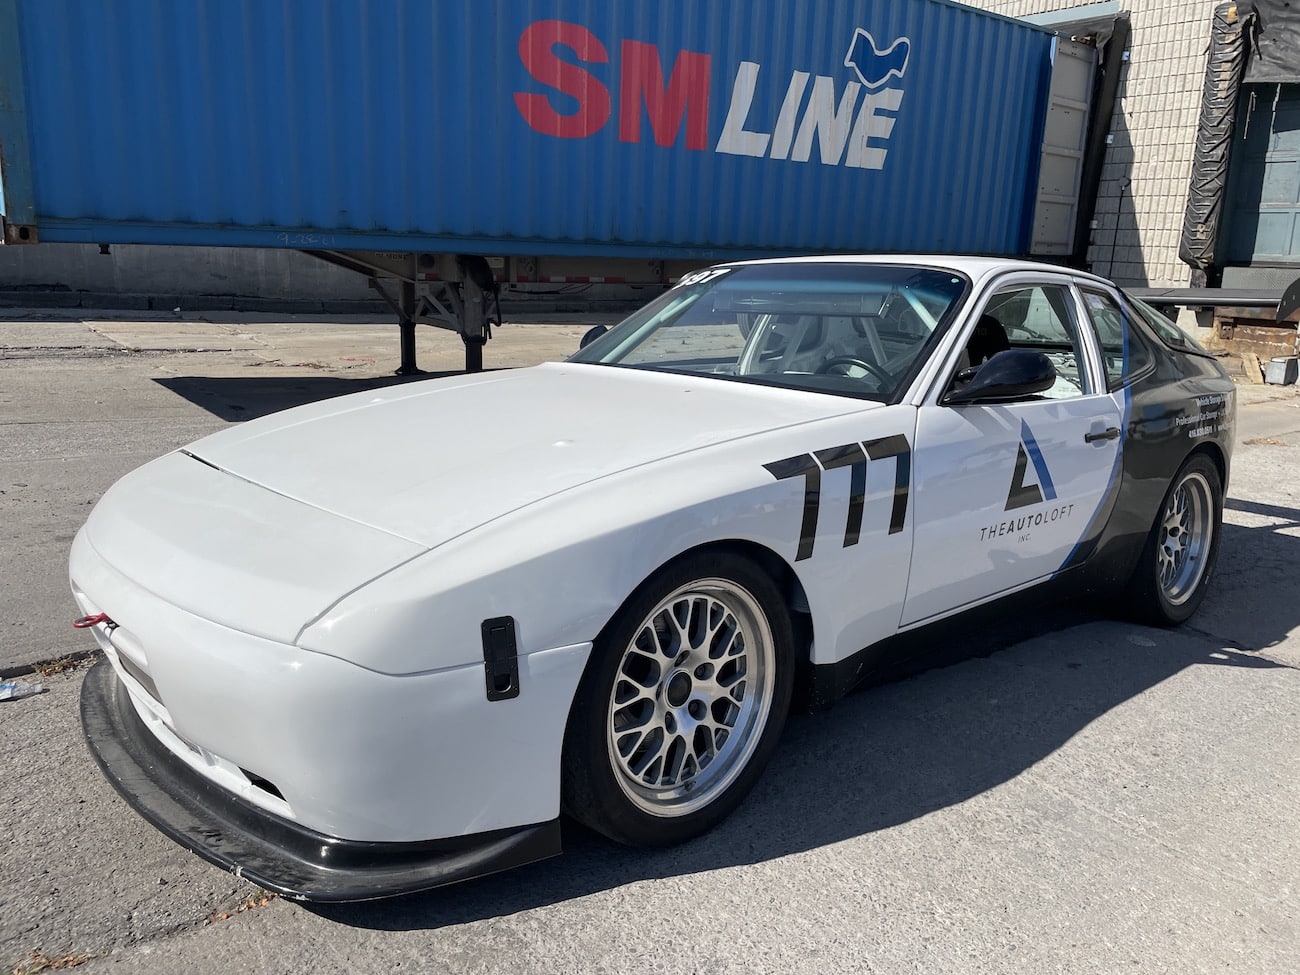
<box><xmin>73</xmin><ymin>256</ymin><xmax>1235</xmax><ymax>900</ymax></box>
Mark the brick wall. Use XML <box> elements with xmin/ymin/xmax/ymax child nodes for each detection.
<box><xmin>961</xmin><ymin>0</ymin><xmax>1211</xmax><ymax>287</ymax></box>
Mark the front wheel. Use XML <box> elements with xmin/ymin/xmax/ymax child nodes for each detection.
<box><xmin>562</xmin><ymin>553</ymin><xmax>794</xmax><ymax>846</ymax></box>
<box><xmin>1129</xmin><ymin>453</ymin><xmax>1223</xmax><ymax>626</ymax></box>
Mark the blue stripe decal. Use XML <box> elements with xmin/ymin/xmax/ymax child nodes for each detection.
<box><xmin>1019</xmin><ymin>419</ymin><xmax>1057</xmax><ymax>501</ymax></box>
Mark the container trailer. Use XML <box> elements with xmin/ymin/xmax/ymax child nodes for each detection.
<box><xmin>0</xmin><ymin>0</ymin><xmax>1102</xmax><ymax>371</ymax></box>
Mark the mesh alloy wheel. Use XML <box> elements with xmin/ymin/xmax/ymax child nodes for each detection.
<box><xmin>1157</xmin><ymin>469</ymin><xmax>1215</xmax><ymax>607</ymax></box>
<box><xmin>1129</xmin><ymin>453</ymin><xmax>1223</xmax><ymax>627</ymax></box>
<box><xmin>562</xmin><ymin>552</ymin><xmax>794</xmax><ymax>847</ymax></box>
<box><xmin>605</xmin><ymin>578</ymin><xmax>776</xmax><ymax>818</ymax></box>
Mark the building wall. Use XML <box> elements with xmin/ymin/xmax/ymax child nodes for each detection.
<box><xmin>965</xmin><ymin>0</ymin><xmax>1210</xmax><ymax>287</ymax></box>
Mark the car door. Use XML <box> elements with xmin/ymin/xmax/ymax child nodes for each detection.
<box><xmin>900</xmin><ymin>275</ymin><xmax>1122</xmax><ymax>626</ymax></box>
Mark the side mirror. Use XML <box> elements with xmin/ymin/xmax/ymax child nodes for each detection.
<box><xmin>580</xmin><ymin>324</ymin><xmax>609</xmax><ymax>349</ymax></box>
<box><xmin>945</xmin><ymin>349</ymin><xmax>1056</xmax><ymax>404</ymax></box>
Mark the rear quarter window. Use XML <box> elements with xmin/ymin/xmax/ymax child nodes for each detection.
<box><xmin>1124</xmin><ymin>293</ymin><xmax>1213</xmax><ymax>356</ymax></box>
<box><xmin>1081</xmin><ymin>288</ymin><xmax>1153</xmax><ymax>390</ymax></box>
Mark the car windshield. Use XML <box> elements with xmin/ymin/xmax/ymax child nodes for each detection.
<box><xmin>569</xmin><ymin>263</ymin><xmax>969</xmax><ymax>401</ymax></box>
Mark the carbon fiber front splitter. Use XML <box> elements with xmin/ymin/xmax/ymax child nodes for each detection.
<box><xmin>79</xmin><ymin>657</ymin><xmax>561</xmax><ymax>902</ymax></box>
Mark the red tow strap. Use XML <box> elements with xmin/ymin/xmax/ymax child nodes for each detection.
<box><xmin>73</xmin><ymin>613</ymin><xmax>112</xmax><ymax>629</ymax></box>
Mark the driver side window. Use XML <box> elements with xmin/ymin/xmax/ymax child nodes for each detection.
<box><xmin>973</xmin><ymin>284</ymin><xmax>1092</xmax><ymax>399</ymax></box>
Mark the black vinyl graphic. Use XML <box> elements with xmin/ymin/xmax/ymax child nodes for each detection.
<box><xmin>1005</xmin><ymin>445</ymin><xmax>1044</xmax><ymax>510</ymax></box>
<box><xmin>766</xmin><ymin>434</ymin><xmax>912</xmax><ymax>561</ymax></box>
<box><xmin>1004</xmin><ymin>421</ymin><xmax>1057</xmax><ymax>512</ymax></box>
<box><xmin>763</xmin><ymin>454</ymin><xmax>822</xmax><ymax>562</ymax></box>
<box><xmin>863</xmin><ymin>434</ymin><xmax>911</xmax><ymax>535</ymax></box>
<box><xmin>814</xmin><ymin>443</ymin><xmax>868</xmax><ymax>547</ymax></box>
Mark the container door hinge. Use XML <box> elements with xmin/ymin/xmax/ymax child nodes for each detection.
<box><xmin>481</xmin><ymin>617</ymin><xmax>521</xmax><ymax>702</ymax></box>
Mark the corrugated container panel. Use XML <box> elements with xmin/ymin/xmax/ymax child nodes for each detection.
<box><xmin>1</xmin><ymin>0</ymin><xmax>1053</xmax><ymax>258</ymax></box>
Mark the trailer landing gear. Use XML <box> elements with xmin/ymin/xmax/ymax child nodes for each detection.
<box><xmin>310</xmin><ymin>251</ymin><xmax>495</xmax><ymax>375</ymax></box>
<box><xmin>302</xmin><ymin>250</ymin><xmax>688</xmax><ymax>375</ymax></box>
<box><xmin>395</xmin><ymin>281</ymin><xmax>423</xmax><ymax>377</ymax></box>
<box><xmin>463</xmin><ymin>335</ymin><xmax>485</xmax><ymax>374</ymax></box>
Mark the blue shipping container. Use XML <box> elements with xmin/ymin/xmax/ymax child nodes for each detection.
<box><xmin>0</xmin><ymin>0</ymin><xmax>1053</xmax><ymax>259</ymax></box>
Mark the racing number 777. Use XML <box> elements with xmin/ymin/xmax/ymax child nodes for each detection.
<box><xmin>764</xmin><ymin>434</ymin><xmax>911</xmax><ymax>561</ymax></box>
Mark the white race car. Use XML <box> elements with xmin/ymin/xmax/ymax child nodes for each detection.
<box><xmin>74</xmin><ymin>257</ymin><xmax>1234</xmax><ymax>900</ymax></box>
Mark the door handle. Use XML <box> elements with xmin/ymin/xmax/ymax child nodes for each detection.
<box><xmin>1084</xmin><ymin>427</ymin><xmax>1120</xmax><ymax>443</ymax></box>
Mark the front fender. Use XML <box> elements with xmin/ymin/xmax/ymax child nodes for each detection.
<box><xmin>297</xmin><ymin>407</ymin><xmax>919</xmax><ymax>676</ymax></box>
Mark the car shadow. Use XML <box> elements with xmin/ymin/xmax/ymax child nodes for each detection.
<box><xmin>1196</xmin><ymin>496</ymin><xmax>1300</xmax><ymax>654</ymax></box>
<box><xmin>153</xmin><ymin>373</ymin><xmax>471</xmax><ymax>423</ymax></box>
<box><xmin>307</xmin><ymin>499</ymin><xmax>1296</xmax><ymax>933</ymax></box>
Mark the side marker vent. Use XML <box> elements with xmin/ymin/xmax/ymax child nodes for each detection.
<box><xmin>480</xmin><ymin>617</ymin><xmax>521</xmax><ymax>702</ymax></box>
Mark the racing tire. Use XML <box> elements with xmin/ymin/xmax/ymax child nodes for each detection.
<box><xmin>1128</xmin><ymin>453</ymin><xmax>1223</xmax><ymax>626</ymax></box>
<box><xmin>562</xmin><ymin>553</ymin><xmax>794</xmax><ymax>847</ymax></box>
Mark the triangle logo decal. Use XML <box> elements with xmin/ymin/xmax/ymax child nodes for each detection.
<box><xmin>1005</xmin><ymin>419</ymin><xmax>1057</xmax><ymax>511</ymax></box>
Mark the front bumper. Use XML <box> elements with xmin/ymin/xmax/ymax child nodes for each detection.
<box><xmin>81</xmin><ymin>658</ymin><xmax>562</xmax><ymax>902</ymax></box>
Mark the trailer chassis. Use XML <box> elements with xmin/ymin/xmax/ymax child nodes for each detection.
<box><xmin>305</xmin><ymin>251</ymin><xmax>700</xmax><ymax>374</ymax></box>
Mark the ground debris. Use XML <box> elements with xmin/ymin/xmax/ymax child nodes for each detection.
<box><xmin>30</xmin><ymin>653</ymin><xmax>97</xmax><ymax>678</ymax></box>
<box><xmin>0</xmin><ymin>346</ymin><xmax>117</xmax><ymax>359</ymax></box>
<box><xmin>10</xmin><ymin>950</ymin><xmax>95</xmax><ymax>975</ymax></box>
<box><xmin>0</xmin><ymin>651</ymin><xmax>101</xmax><ymax>684</ymax></box>
<box><xmin>207</xmin><ymin>889</ymin><xmax>277</xmax><ymax>924</ymax></box>
<box><xmin>0</xmin><ymin>680</ymin><xmax>45</xmax><ymax>701</ymax></box>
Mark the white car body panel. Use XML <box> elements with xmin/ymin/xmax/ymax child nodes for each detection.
<box><xmin>72</xmin><ymin>530</ymin><xmax>590</xmax><ymax>841</ymax></box>
<box><xmin>80</xmin><ymin>452</ymin><xmax>425</xmax><ymax>644</ymax></box>
<box><xmin>298</xmin><ymin>406</ymin><xmax>919</xmax><ymax>675</ymax></box>
<box><xmin>69</xmin><ymin>369</ymin><xmax>917</xmax><ymax>841</ymax></box>
<box><xmin>897</xmin><ymin>265</ymin><xmax>1124</xmax><ymax>622</ymax></box>
<box><xmin>904</xmin><ymin>394</ymin><xmax>1122</xmax><ymax>624</ymax></box>
<box><xmin>186</xmin><ymin>363</ymin><xmax>875</xmax><ymax>549</ymax></box>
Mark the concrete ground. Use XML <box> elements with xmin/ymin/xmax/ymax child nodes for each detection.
<box><xmin>1</xmin><ymin>312</ymin><xmax>1298</xmax><ymax>974</ymax></box>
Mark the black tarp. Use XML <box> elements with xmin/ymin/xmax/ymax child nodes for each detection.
<box><xmin>1180</xmin><ymin>3</ymin><xmax>1250</xmax><ymax>277</ymax></box>
<box><xmin>1243</xmin><ymin>0</ymin><xmax>1300</xmax><ymax>83</ymax></box>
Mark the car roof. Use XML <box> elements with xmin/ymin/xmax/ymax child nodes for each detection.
<box><xmin>720</xmin><ymin>254</ymin><xmax>1118</xmax><ymax>290</ymax></box>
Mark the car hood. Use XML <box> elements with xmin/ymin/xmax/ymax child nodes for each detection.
<box><xmin>187</xmin><ymin>362</ymin><xmax>879</xmax><ymax>549</ymax></box>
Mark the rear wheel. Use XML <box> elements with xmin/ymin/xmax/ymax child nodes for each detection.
<box><xmin>562</xmin><ymin>553</ymin><xmax>794</xmax><ymax>846</ymax></box>
<box><xmin>1129</xmin><ymin>454</ymin><xmax>1222</xmax><ymax>625</ymax></box>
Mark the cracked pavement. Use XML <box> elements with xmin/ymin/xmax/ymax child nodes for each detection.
<box><xmin>1</xmin><ymin>313</ymin><xmax>1297</xmax><ymax>973</ymax></box>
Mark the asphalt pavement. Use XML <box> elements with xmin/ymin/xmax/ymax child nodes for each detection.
<box><xmin>1</xmin><ymin>312</ymin><xmax>1298</xmax><ymax>974</ymax></box>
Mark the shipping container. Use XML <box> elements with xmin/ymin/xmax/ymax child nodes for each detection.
<box><xmin>0</xmin><ymin>0</ymin><xmax>1082</xmax><ymax>370</ymax></box>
